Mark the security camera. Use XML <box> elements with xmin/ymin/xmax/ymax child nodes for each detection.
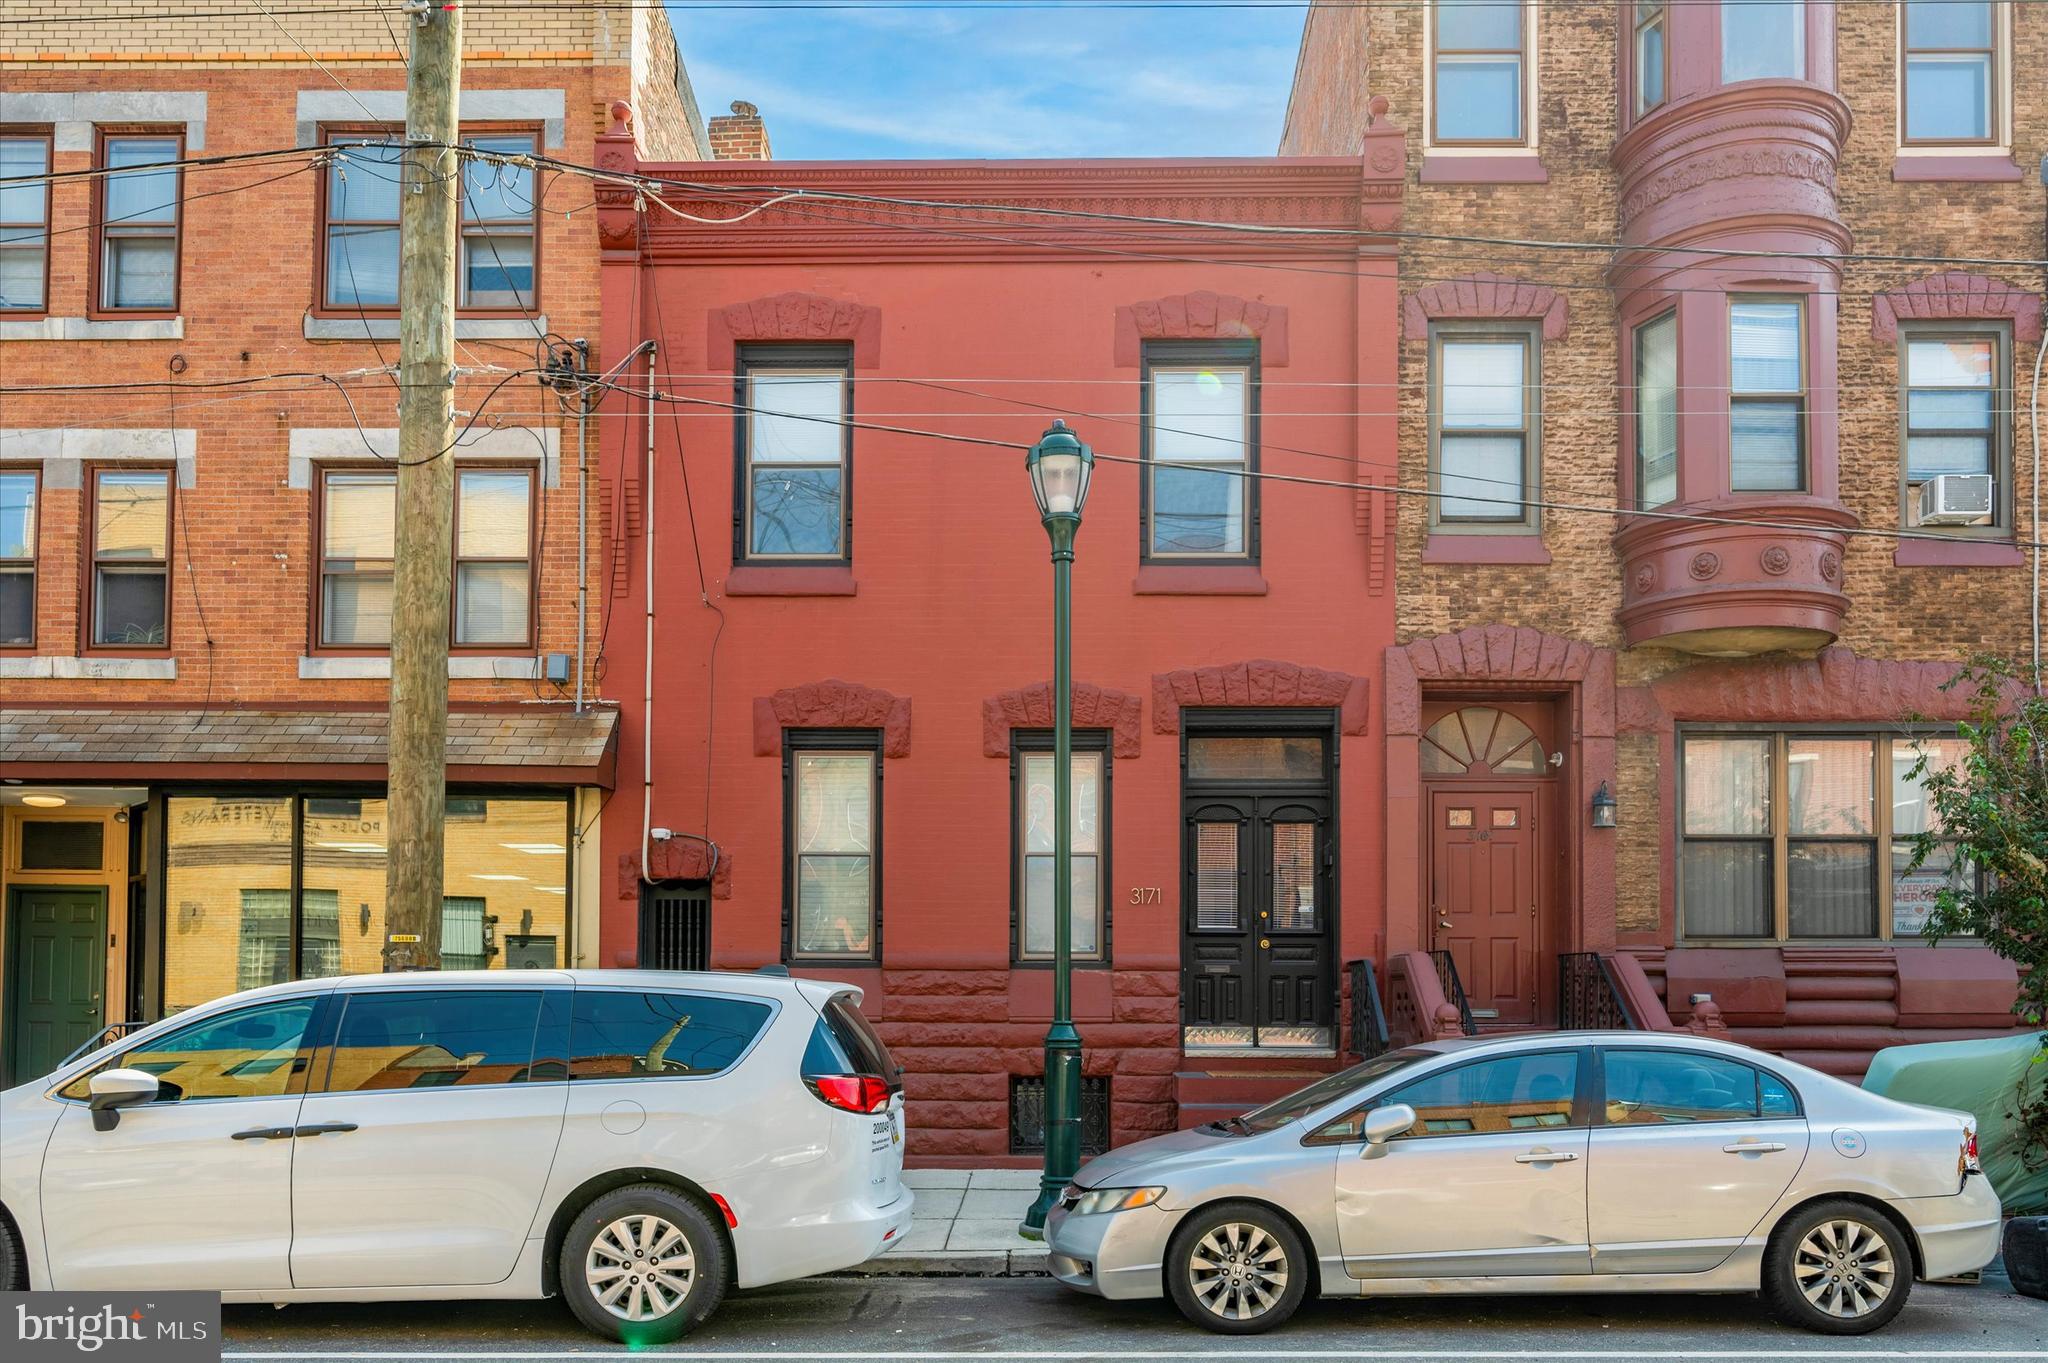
<box><xmin>650</xmin><ymin>827</ymin><xmax>675</xmax><ymax>841</ymax></box>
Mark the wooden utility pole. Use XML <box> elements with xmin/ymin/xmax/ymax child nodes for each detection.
<box><xmin>383</xmin><ymin>2</ymin><xmax>464</xmax><ymax>970</ymax></box>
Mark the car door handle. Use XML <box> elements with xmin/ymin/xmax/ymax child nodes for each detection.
<box><xmin>1514</xmin><ymin>1149</ymin><xmax>1578</xmax><ymax>1163</ymax></box>
<box><xmin>293</xmin><ymin>1122</ymin><xmax>359</xmax><ymax>1137</ymax></box>
<box><xmin>229</xmin><ymin>1126</ymin><xmax>294</xmax><ymax>1141</ymax></box>
<box><xmin>1723</xmin><ymin>1141</ymin><xmax>1787</xmax><ymax>1154</ymax></box>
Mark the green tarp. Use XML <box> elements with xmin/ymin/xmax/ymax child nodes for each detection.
<box><xmin>1864</xmin><ymin>1031</ymin><xmax>2048</xmax><ymax>1214</ymax></box>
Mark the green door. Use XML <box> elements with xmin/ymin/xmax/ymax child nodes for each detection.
<box><xmin>5</xmin><ymin>886</ymin><xmax>107</xmax><ymax>1085</ymax></box>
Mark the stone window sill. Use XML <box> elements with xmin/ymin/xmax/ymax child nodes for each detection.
<box><xmin>0</xmin><ymin>316</ymin><xmax>184</xmax><ymax>341</ymax></box>
<box><xmin>305</xmin><ymin>314</ymin><xmax>549</xmax><ymax>341</ymax></box>
<box><xmin>1132</xmin><ymin>565</ymin><xmax>1268</xmax><ymax>596</ymax></box>
<box><xmin>725</xmin><ymin>566</ymin><xmax>858</xmax><ymax>597</ymax></box>
<box><xmin>1420</xmin><ymin>153</ymin><xmax>1549</xmax><ymax>185</ymax></box>
<box><xmin>298</xmin><ymin>655</ymin><xmax>544</xmax><ymax>679</ymax></box>
<box><xmin>1</xmin><ymin>655</ymin><xmax>176</xmax><ymax>680</ymax></box>
<box><xmin>1422</xmin><ymin>534</ymin><xmax>1552</xmax><ymax>565</ymax></box>
<box><xmin>1894</xmin><ymin>538</ymin><xmax>2024</xmax><ymax>568</ymax></box>
<box><xmin>1890</xmin><ymin>153</ymin><xmax>2024</xmax><ymax>183</ymax></box>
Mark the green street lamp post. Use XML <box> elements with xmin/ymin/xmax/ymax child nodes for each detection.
<box><xmin>1020</xmin><ymin>419</ymin><xmax>1094</xmax><ymax>1238</ymax></box>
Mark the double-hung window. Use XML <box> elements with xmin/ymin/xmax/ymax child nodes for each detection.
<box><xmin>1728</xmin><ymin>300</ymin><xmax>1805</xmax><ymax>492</ymax></box>
<box><xmin>786</xmin><ymin>732</ymin><xmax>880</xmax><ymax>962</ymax></box>
<box><xmin>1900</xmin><ymin>329</ymin><xmax>2006</xmax><ymax>531</ymax></box>
<box><xmin>1143</xmin><ymin>343</ymin><xmax>1256</xmax><ymax>561</ymax></box>
<box><xmin>1431</xmin><ymin>329</ymin><xmax>1536</xmax><ymax>530</ymax></box>
<box><xmin>1722</xmin><ymin>1</ymin><xmax>1806</xmax><ymax>82</ymax></box>
<box><xmin>322</xmin><ymin>134</ymin><xmax>404</xmax><ymax>310</ymax></box>
<box><xmin>454</xmin><ymin>468</ymin><xmax>534</xmax><ymax>646</ymax></box>
<box><xmin>738</xmin><ymin>346</ymin><xmax>852</xmax><ymax>564</ymax></box>
<box><xmin>1633</xmin><ymin>310</ymin><xmax>1679</xmax><ymax>508</ymax></box>
<box><xmin>1680</xmin><ymin>730</ymin><xmax>1972</xmax><ymax>943</ymax></box>
<box><xmin>1634</xmin><ymin>1</ymin><xmax>1668</xmax><ymax>115</ymax></box>
<box><xmin>1013</xmin><ymin>732</ymin><xmax>1109</xmax><ymax>964</ymax></box>
<box><xmin>0</xmin><ymin>468</ymin><xmax>35</xmax><ymax>647</ymax></box>
<box><xmin>95</xmin><ymin>131</ymin><xmax>182</xmax><ymax>312</ymax></box>
<box><xmin>457</xmin><ymin>134</ymin><xmax>539</xmax><ymax>309</ymax></box>
<box><xmin>1432</xmin><ymin>0</ymin><xmax>1527</xmax><ymax>144</ymax></box>
<box><xmin>0</xmin><ymin>133</ymin><xmax>51</xmax><ymax>313</ymax></box>
<box><xmin>89</xmin><ymin>467</ymin><xmax>171</xmax><ymax>648</ymax></box>
<box><xmin>318</xmin><ymin>469</ymin><xmax>396</xmax><ymax>646</ymax></box>
<box><xmin>1901</xmin><ymin>2</ymin><xmax>1999</xmax><ymax>145</ymax></box>
<box><xmin>1890</xmin><ymin>737</ymin><xmax>1978</xmax><ymax>937</ymax></box>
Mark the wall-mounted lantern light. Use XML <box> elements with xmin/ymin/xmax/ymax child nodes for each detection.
<box><xmin>1591</xmin><ymin>781</ymin><xmax>1618</xmax><ymax>829</ymax></box>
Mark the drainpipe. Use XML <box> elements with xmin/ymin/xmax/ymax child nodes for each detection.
<box><xmin>574</xmin><ymin>391</ymin><xmax>590</xmax><ymax>712</ymax></box>
<box><xmin>2033</xmin><ymin>155</ymin><xmax>2046</xmax><ymax>692</ymax></box>
<box><xmin>640</xmin><ymin>340</ymin><xmax>660</xmax><ymax>884</ymax></box>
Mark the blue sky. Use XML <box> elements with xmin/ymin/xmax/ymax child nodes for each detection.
<box><xmin>666</xmin><ymin>1</ymin><xmax>1308</xmax><ymax>160</ymax></box>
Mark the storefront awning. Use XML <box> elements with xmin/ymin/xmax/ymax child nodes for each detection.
<box><xmin>0</xmin><ymin>707</ymin><xmax>618</xmax><ymax>788</ymax></box>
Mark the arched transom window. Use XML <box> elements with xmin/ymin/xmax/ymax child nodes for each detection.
<box><xmin>1421</xmin><ymin>706</ymin><xmax>1545</xmax><ymax>775</ymax></box>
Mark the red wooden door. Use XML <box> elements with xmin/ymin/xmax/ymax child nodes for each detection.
<box><xmin>1429</xmin><ymin>789</ymin><xmax>1539</xmax><ymax>1024</ymax></box>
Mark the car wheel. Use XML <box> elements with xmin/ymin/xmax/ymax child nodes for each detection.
<box><xmin>559</xmin><ymin>1184</ymin><xmax>729</xmax><ymax>1345</ymax></box>
<box><xmin>1762</xmin><ymin>1200</ymin><xmax>1913</xmax><ymax>1335</ymax></box>
<box><xmin>0</xmin><ymin>1212</ymin><xmax>24</xmax><ymax>1291</ymax></box>
<box><xmin>1165</xmin><ymin>1201</ymin><xmax>1310</xmax><ymax>1334</ymax></box>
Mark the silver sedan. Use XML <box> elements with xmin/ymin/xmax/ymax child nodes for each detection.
<box><xmin>1046</xmin><ymin>1032</ymin><xmax>2000</xmax><ymax>1335</ymax></box>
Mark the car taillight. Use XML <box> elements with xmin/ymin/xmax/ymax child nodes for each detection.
<box><xmin>808</xmin><ymin>1074</ymin><xmax>892</xmax><ymax>1114</ymax></box>
<box><xmin>1962</xmin><ymin>1126</ymin><xmax>1981</xmax><ymax>1175</ymax></box>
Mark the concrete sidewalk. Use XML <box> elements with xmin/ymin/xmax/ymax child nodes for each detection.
<box><xmin>842</xmin><ymin>1168</ymin><xmax>1052</xmax><ymax>1276</ymax></box>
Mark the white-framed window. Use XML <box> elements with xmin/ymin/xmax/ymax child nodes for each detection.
<box><xmin>1430</xmin><ymin>327</ymin><xmax>1538</xmax><ymax>530</ymax></box>
<box><xmin>1143</xmin><ymin>343</ymin><xmax>1257</xmax><ymax>561</ymax></box>
<box><xmin>1431</xmin><ymin>0</ymin><xmax>1530</xmax><ymax>145</ymax></box>
<box><xmin>1728</xmin><ymin>299</ymin><xmax>1805</xmax><ymax>492</ymax></box>
<box><xmin>738</xmin><ymin>346</ymin><xmax>853</xmax><ymax>563</ymax></box>
<box><xmin>1900</xmin><ymin>327</ymin><xmax>2008</xmax><ymax>533</ymax></box>
<box><xmin>1014</xmin><ymin>733</ymin><xmax>1109</xmax><ymax>964</ymax></box>
<box><xmin>1722</xmin><ymin>1</ymin><xmax>1806</xmax><ymax>83</ymax></box>
<box><xmin>1900</xmin><ymin>1</ymin><xmax>2002</xmax><ymax>145</ymax></box>
<box><xmin>1634</xmin><ymin>1</ymin><xmax>1668</xmax><ymax>116</ymax></box>
<box><xmin>453</xmin><ymin>467</ymin><xmax>534</xmax><ymax>647</ymax></box>
<box><xmin>786</xmin><ymin>733</ymin><xmax>880</xmax><ymax>962</ymax></box>
<box><xmin>317</xmin><ymin>468</ymin><xmax>395</xmax><ymax>646</ymax></box>
<box><xmin>1633</xmin><ymin>310</ymin><xmax>1679</xmax><ymax>509</ymax></box>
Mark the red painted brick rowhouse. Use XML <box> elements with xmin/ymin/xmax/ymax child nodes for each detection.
<box><xmin>592</xmin><ymin>107</ymin><xmax>1409</xmax><ymax>1159</ymax></box>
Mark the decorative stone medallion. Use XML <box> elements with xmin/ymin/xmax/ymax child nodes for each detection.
<box><xmin>1760</xmin><ymin>546</ymin><xmax>1792</xmax><ymax>576</ymax></box>
<box><xmin>1688</xmin><ymin>551</ymin><xmax>1721</xmax><ymax>581</ymax></box>
<box><xmin>1819</xmin><ymin>550</ymin><xmax>1841</xmax><ymax>582</ymax></box>
<box><xmin>1632</xmin><ymin>563</ymin><xmax>1656</xmax><ymax>596</ymax></box>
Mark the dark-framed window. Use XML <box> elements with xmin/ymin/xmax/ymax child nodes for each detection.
<box><xmin>1011</xmin><ymin>729</ymin><xmax>1111</xmax><ymax>965</ymax></box>
<box><xmin>1898</xmin><ymin>325</ymin><xmax>2010</xmax><ymax>536</ymax></box>
<box><xmin>735</xmin><ymin>344</ymin><xmax>853</xmax><ymax>565</ymax></box>
<box><xmin>454</xmin><ymin>465</ymin><xmax>535</xmax><ymax>647</ymax></box>
<box><xmin>319</xmin><ymin>127</ymin><xmax>539</xmax><ymax>314</ymax></box>
<box><xmin>1633</xmin><ymin>309</ymin><xmax>1679</xmax><ymax>508</ymax></box>
<box><xmin>316</xmin><ymin>466</ymin><xmax>396</xmax><ymax>647</ymax></box>
<box><xmin>1141</xmin><ymin>340</ymin><xmax>1258</xmax><ymax>563</ymax></box>
<box><xmin>1</xmin><ymin>465</ymin><xmax>38</xmax><ymax>648</ymax></box>
<box><xmin>87</xmin><ymin>465</ymin><xmax>171</xmax><ymax>650</ymax></box>
<box><xmin>1633</xmin><ymin>0</ymin><xmax>1668</xmax><ymax>116</ymax></box>
<box><xmin>1429</xmin><ymin>324</ymin><xmax>1538</xmax><ymax>531</ymax></box>
<box><xmin>0</xmin><ymin>130</ymin><xmax>52</xmax><ymax>314</ymax></box>
<box><xmin>1728</xmin><ymin>298</ymin><xmax>1805</xmax><ymax>492</ymax></box>
<box><xmin>1678</xmin><ymin>728</ymin><xmax>1979</xmax><ymax>944</ymax></box>
<box><xmin>1722</xmin><ymin>0</ymin><xmax>1805</xmax><ymax>82</ymax></box>
<box><xmin>159</xmin><ymin>790</ymin><xmax>574</xmax><ymax>1016</ymax></box>
<box><xmin>1901</xmin><ymin>1</ymin><xmax>2000</xmax><ymax>146</ymax></box>
<box><xmin>784</xmin><ymin>730</ymin><xmax>881</xmax><ymax>963</ymax></box>
<box><xmin>1431</xmin><ymin>0</ymin><xmax>1528</xmax><ymax>145</ymax></box>
<box><xmin>93</xmin><ymin>128</ymin><xmax>183</xmax><ymax>314</ymax></box>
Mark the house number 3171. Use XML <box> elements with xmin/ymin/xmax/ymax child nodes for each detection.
<box><xmin>1128</xmin><ymin>886</ymin><xmax>1162</xmax><ymax>905</ymax></box>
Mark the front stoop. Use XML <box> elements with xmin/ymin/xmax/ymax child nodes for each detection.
<box><xmin>834</xmin><ymin>1167</ymin><xmax>1050</xmax><ymax>1277</ymax></box>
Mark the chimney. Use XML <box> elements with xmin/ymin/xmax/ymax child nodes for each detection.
<box><xmin>707</xmin><ymin>100</ymin><xmax>772</xmax><ymax>161</ymax></box>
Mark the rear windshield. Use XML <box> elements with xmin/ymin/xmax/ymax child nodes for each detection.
<box><xmin>802</xmin><ymin>994</ymin><xmax>898</xmax><ymax>1086</ymax></box>
<box><xmin>1236</xmin><ymin>1049</ymin><xmax>1433</xmax><ymax>1133</ymax></box>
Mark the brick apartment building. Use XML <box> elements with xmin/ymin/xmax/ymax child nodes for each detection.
<box><xmin>1283</xmin><ymin>0</ymin><xmax>2045</xmax><ymax>1071</ymax></box>
<box><xmin>0</xmin><ymin>4</ymin><xmax>749</xmax><ymax>1083</ymax></box>
<box><xmin>589</xmin><ymin>111</ymin><xmax>1410</xmax><ymax>1158</ymax></box>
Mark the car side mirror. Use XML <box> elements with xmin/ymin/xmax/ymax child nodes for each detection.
<box><xmin>87</xmin><ymin>1068</ymin><xmax>160</xmax><ymax>1132</ymax></box>
<box><xmin>1360</xmin><ymin>1103</ymin><xmax>1417</xmax><ymax>1155</ymax></box>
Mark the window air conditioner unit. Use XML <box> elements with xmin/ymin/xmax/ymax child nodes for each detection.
<box><xmin>1917</xmin><ymin>473</ymin><xmax>1994</xmax><ymax>526</ymax></box>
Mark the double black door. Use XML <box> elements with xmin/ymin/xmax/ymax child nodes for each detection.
<box><xmin>1182</xmin><ymin>792</ymin><xmax>1334</xmax><ymax>1049</ymax></box>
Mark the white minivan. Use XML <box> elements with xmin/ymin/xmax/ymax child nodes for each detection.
<box><xmin>0</xmin><ymin>969</ymin><xmax>912</xmax><ymax>1344</ymax></box>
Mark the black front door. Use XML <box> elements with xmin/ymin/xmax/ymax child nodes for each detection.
<box><xmin>1182</xmin><ymin>792</ymin><xmax>1334</xmax><ymax>1049</ymax></box>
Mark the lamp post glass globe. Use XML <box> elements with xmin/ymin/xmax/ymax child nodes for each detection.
<box><xmin>1026</xmin><ymin>419</ymin><xmax>1094</xmax><ymax>521</ymax></box>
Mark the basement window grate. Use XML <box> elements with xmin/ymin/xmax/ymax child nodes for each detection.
<box><xmin>1009</xmin><ymin>1075</ymin><xmax>1110</xmax><ymax>1156</ymax></box>
<box><xmin>639</xmin><ymin>883</ymin><xmax>711</xmax><ymax>971</ymax></box>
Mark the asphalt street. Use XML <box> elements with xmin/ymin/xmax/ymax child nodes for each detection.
<box><xmin>219</xmin><ymin>1273</ymin><xmax>2046</xmax><ymax>1361</ymax></box>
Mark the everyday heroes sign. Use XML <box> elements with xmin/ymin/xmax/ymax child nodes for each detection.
<box><xmin>5</xmin><ymin>1294</ymin><xmax>219</xmax><ymax>1360</ymax></box>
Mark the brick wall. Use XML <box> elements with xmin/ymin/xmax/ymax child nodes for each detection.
<box><xmin>706</xmin><ymin>100</ymin><xmax>772</xmax><ymax>160</ymax></box>
<box><xmin>1283</xmin><ymin>1</ymin><xmax>2043</xmax><ymax>941</ymax></box>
